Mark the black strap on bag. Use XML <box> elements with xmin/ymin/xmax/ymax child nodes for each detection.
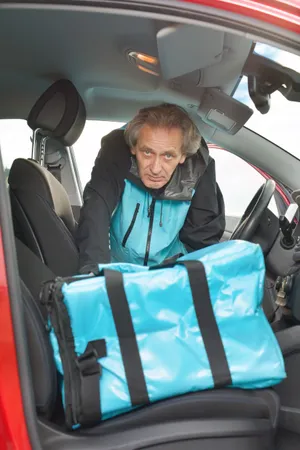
<box><xmin>77</xmin><ymin>339</ymin><xmax>107</xmax><ymax>426</ymax></box>
<box><xmin>104</xmin><ymin>269</ymin><xmax>150</xmax><ymax>406</ymax></box>
<box><xmin>181</xmin><ymin>260</ymin><xmax>232</xmax><ymax>387</ymax></box>
<box><xmin>150</xmin><ymin>259</ymin><xmax>232</xmax><ymax>388</ymax></box>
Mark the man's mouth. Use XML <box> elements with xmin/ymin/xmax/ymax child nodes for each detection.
<box><xmin>147</xmin><ymin>175</ymin><xmax>164</xmax><ymax>183</ymax></box>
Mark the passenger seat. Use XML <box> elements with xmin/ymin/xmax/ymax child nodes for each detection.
<box><xmin>17</xmin><ymin>237</ymin><xmax>281</xmax><ymax>449</ymax></box>
<box><xmin>8</xmin><ymin>79</ymin><xmax>86</xmax><ymax>276</ymax></box>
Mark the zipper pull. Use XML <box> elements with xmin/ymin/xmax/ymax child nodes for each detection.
<box><xmin>39</xmin><ymin>280</ymin><xmax>55</xmax><ymax>309</ymax></box>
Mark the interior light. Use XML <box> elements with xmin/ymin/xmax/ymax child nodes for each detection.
<box><xmin>127</xmin><ymin>51</ymin><xmax>160</xmax><ymax>76</ymax></box>
<box><xmin>137</xmin><ymin>65</ymin><xmax>160</xmax><ymax>76</ymax></box>
<box><xmin>136</xmin><ymin>53</ymin><xmax>158</xmax><ymax>65</ymax></box>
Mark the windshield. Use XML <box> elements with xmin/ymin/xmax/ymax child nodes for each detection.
<box><xmin>234</xmin><ymin>43</ymin><xmax>300</xmax><ymax>159</ymax></box>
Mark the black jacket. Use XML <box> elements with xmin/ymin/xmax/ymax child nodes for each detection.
<box><xmin>76</xmin><ymin>129</ymin><xmax>225</xmax><ymax>270</ymax></box>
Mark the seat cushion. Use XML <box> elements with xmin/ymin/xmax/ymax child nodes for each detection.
<box><xmin>275</xmin><ymin>326</ymin><xmax>300</xmax><ymax>434</ymax></box>
<box><xmin>38</xmin><ymin>388</ymin><xmax>280</xmax><ymax>450</ymax></box>
<box><xmin>81</xmin><ymin>388</ymin><xmax>279</xmax><ymax>436</ymax></box>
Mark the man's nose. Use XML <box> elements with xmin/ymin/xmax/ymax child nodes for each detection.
<box><xmin>150</xmin><ymin>157</ymin><xmax>162</xmax><ymax>175</ymax></box>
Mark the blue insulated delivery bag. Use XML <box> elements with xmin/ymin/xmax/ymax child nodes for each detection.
<box><xmin>41</xmin><ymin>240</ymin><xmax>286</xmax><ymax>429</ymax></box>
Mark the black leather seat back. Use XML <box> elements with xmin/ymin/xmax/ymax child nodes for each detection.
<box><xmin>16</xmin><ymin>238</ymin><xmax>57</xmax><ymax>418</ymax></box>
<box><xmin>8</xmin><ymin>79</ymin><xmax>86</xmax><ymax>276</ymax></box>
<box><xmin>22</xmin><ymin>279</ymin><xmax>57</xmax><ymax>418</ymax></box>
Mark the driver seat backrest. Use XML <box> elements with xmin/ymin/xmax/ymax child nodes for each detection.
<box><xmin>8</xmin><ymin>79</ymin><xmax>86</xmax><ymax>277</ymax></box>
<box><xmin>9</xmin><ymin>158</ymin><xmax>78</xmax><ymax>276</ymax></box>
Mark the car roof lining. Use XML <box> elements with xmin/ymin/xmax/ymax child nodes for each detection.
<box><xmin>0</xmin><ymin>6</ymin><xmax>253</xmax><ymax>134</ymax></box>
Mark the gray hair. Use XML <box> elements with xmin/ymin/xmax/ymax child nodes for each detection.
<box><xmin>124</xmin><ymin>103</ymin><xmax>201</xmax><ymax>156</ymax></box>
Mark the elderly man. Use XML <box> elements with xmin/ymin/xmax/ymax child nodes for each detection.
<box><xmin>76</xmin><ymin>103</ymin><xmax>225</xmax><ymax>271</ymax></box>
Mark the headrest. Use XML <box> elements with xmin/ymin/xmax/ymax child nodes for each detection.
<box><xmin>8</xmin><ymin>158</ymin><xmax>76</xmax><ymax>234</ymax></box>
<box><xmin>27</xmin><ymin>79</ymin><xmax>86</xmax><ymax>146</ymax></box>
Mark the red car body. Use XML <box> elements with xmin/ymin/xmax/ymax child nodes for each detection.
<box><xmin>0</xmin><ymin>1</ymin><xmax>299</xmax><ymax>448</ymax></box>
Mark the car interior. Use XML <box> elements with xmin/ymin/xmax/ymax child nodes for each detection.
<box><xmin>1</xmin><ymin>3</ymin><xmax>300</xmax><ymax>450</ymax></box>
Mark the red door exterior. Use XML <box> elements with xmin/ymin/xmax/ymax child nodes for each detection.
<box><xmin>183</xmin><ymin>0</ymin><xmax>300</xmax><ymax>33</ymax></box>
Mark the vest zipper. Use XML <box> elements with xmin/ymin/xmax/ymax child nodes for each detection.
<box><xmin>144</xmin><ymin>198</ymin><xmax>156</xmax><ymax>266</ymax></box>
<box><xmin>122</xmin><ymin>203</ymin><xmax>140</xmax><ymax>247</ymax></box>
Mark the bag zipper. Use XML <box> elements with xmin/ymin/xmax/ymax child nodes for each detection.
<box><xmin>41</xmin><ymin>279</ymin><xmax>81</xmax><ymax>427</ymax></box>
<box><xmin>144</xmin><ymin>198</ymin><xmax>156</xmax><ymax>266</ymax></box>
<box><xmin>122</xmin><ymin>203</ymin><xmax>140</xmax><ymax>248</ymax></box>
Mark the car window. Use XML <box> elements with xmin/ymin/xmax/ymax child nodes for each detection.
<box><xmin>209</xmin><ymin>145</ymin><xmax>279</xmax><ymax>219</ymax></box>
<box><xmin>73</xmin><ymin>120</ymin><xmax>125</xmax><ymax>189</ymax></box>
<box><xmin>0</xmin><ymin>119</ymin><xmax>32</xmax><ymax>183</ymax></box>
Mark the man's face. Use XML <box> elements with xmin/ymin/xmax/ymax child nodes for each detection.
<box><xmin>131</xmin><ymin>125</ymin><xmax>186</xmax><ymax>189</ymax></box>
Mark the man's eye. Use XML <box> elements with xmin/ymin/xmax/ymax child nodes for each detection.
<box><xmin>144</xmin><ymin>150</ymin><xmax>151</xmax><ymax>156</ymax></box>
<box><xmin>165</xmin><ymin>153</ymin><xmax>173</xmax><ymax>160</ymax></box>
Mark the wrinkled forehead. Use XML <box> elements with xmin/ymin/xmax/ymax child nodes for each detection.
<box><xmin>136</xmin><ymin>125</ymin><xmax>184</xmax><ymax>154</ymax></box>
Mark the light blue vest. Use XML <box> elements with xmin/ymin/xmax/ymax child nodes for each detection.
<box><xmin>110</xmin><ymin>180</ymin><xmax>191</xmax><ymax>266</ymax></box>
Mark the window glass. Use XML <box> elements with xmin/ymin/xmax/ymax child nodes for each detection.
<box><xmin>0</xmin><ymin>119</ymin><xmax>32</xmax><ymax>182</ymax></box>
<box><xmin>209</xmin><ymin>146</ymin><xmax>279</xmax><ymax>218</ymax></box>
<box><xmin>73</xmin><ymin>120</ymin><xmax>125</xmax><ymax>188</ymax></box>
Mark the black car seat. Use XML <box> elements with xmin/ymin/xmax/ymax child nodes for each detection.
<box><xmin>14</xmin><ymin>236</ymin><xmax>281</xmax><ymax>450</ymax></box>
<box><xmin>8</xmin><ymin>79</ymin><xmax>85</xmax><ymax>277</ymax></box>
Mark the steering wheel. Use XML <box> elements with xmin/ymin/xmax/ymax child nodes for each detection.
<box><xmin>230</xmin><ymin>179</ymin><xmax>276</xmax><ymax>241</ymax></box>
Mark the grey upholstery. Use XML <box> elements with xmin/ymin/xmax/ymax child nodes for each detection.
<box><xmin>275</xmin><ymin>327</ymin><xmax>300</xmax><ymax>435</ymax></box>
<box><xmin>9</xmin><ymin>79</ymin><xmax>86</xmax><ymax>276</ymax></box>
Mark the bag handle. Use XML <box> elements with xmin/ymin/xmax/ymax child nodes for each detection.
<box><xmin>177</xmin><ymin>260</ymin><xmax>232</xmax><ymax>388</ymax></box>
<box><xmin>104</xmin><ymin>269</ymin><xmax>150</xmax><ymax>406</ymax></box>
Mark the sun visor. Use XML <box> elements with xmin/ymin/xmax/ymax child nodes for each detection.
<box><xmin>157</xmin><ymin>24</ymin><xmax>224</xmax><ymax>80</ymax></box>
<box><xmin>197</xmin><ymin>89</ymin><xmax>253</xmax><ymax>135</ymax></box>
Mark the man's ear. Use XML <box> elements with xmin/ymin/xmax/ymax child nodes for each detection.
<box><xmin>179</xmin><ymin>153</ymin><xmax>186</xmax><ymax>164</ymax></box>
<box><xmin>131</xmin><ymin>146</ymin><xmax>137</xmax><ymax>156</ymax></box>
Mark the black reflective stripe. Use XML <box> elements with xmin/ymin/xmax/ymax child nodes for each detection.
<box><xmin>104</xmin><ymin>269</ymin><xmax>149</xmax><ymax>406</ymax></box>
<box><xmin>77</xmin><ymin>339</ymin><xmax>107</xmax><ymax>427</ymax></box>
<box><xmin>180</xmin><ymin>260</ymin><xmax>232</xmax><ymax>388</ymax></box>
<box><xmin>144</xmin><ymin>199</ymin><xmax>156</xmax><ymax>266</ymax></box>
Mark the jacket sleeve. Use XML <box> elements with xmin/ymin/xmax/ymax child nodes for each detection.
<box><xmin>75</xmin><ymin>129</ymin><xmax>131</xmax><ymax>271</ymax></box>
<box><xmin>179</xmin><ymin>158</ymin><xmax>225</xmax><ymax>252</ymax></box>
